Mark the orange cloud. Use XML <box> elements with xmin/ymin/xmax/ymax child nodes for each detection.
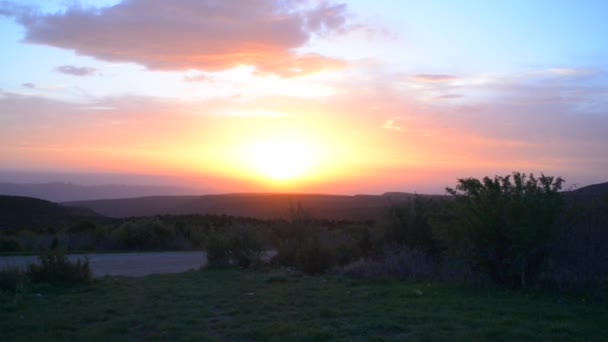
<box><xmin>8</xmin><ymin>0</ymin><xmax>349</xmax><ymax>77</ymax></box>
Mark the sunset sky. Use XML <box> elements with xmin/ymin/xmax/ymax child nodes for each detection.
<box><xmin>1</xmin><ymin>0</ymin><xmax>607</xmax><ymax>194</ymax></box>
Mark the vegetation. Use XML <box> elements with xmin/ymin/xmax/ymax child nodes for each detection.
<box><xmin>26</xmin><ymin>250</ymin><xmax>91</xmax><ymax>285</ymax></box>
<box><xmin>446</xmin><ymin>173</ymin><xmax>565</xmax><ymax>288</ymax></box>
<box><xmin>1</xmin><ymin>172</ymin><xmax>608</xmax><ymax>339</ymax></box>
<box><xmin>1</xmin><ymin>269</ymin><xmax>606</xmax><ymax>340</ymax></box>
<box><xmin>2</xmin><ymin>171</ymin><xmax>607</xmax><ymax>295</ymax></box>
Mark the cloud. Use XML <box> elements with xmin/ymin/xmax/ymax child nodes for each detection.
<box><xmin>5</xmin><ymin>0</ymin><xmax>350</xmax><ymax>77</ymax></box>
<box><xmin>56</xmin><ymin>65</ymin><xmax>97</xmax><ymax>76</ymax></box>
<box><xmin>183</xmin><ymin>74</ymin><xmax>212</xmax><ymax>83</ymax></box>
<box><xmin>434</xmin><ymin>94</ymin><xmax>464</xmax><ymax>100</ymax></box>
<box><xmin>382</xmin><ymin>119</ymin><xmax>401</xmax><ymax>131</ymax></box>
<box><xmin>410</xmin><ymin>74</ymin><xmax>458</xmax><ymax>83</ymax></box>
<box><xmin>21</xmin><ymin>82</ymin><xmax>35</xmax><ymax>89</ymax></box>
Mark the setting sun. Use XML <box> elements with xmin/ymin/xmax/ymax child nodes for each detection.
<box><xmin>242</xmin><ymin>138</ymin><xmax>319</xmax><ymax>182</ymax></box>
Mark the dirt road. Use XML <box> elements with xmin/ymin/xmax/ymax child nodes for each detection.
<box><xmin>0</xmin><ymin>251</ymin><xmax>207</xmax><ymax>277</ymax></box>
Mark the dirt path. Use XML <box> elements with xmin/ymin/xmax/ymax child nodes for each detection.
<box><xmin>0</xmin><ymin>251</ymin><xmax>207</xmax><ymax>277</ymax></box>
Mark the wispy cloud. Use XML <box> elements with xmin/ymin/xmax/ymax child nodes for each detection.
<box><xmin>434</xmin><ymin>94</ymin><xmax>464</xmax><ymax>100</ymax></box>
<box><xmin>4</xmin><ymin>0</ymin><xmax>351</xmax><ymax>77</ymax></box>
<box><xmin>183</xmin><ymin>74</ymin><xmax>212</xmax><ymax>83</ymax></box>
<box><xmin>56</xmin><ymin>65</ymin><xmax>97</xmax><ymax>76</ymax></box>
<box><xmin>410</xmin><ymin>74</ymin><xmax>458</xmax><ymax>83</ymax></box>
<box><xmin>382</xmin><ymin>119</ymin><xmax>401</xmax><ymax>131</ymax></box>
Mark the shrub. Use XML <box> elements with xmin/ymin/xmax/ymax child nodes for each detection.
<box><xmin>446</xmin><ymin>172</ymin><xmax>564</xmax><ymax>288</ymax></box>
<box><xmin>67</xmin><ymin>221</ymin><xmax>97</xmax><ymax>234</ymax></box>
<box><xmin>0</xmin><ymin>237</ymin><xmax>22</xmax><ymax>253</ymax></box>
<box><xmin>230</xmin><ymin>226</ymin><xmax>264</xmax><ymax>268</ymax></box>
<box><xmin>385</xmin><ymin>196</ymin><xmax>442</xmax><ymax>257</ymax></box>
<box><xmin>205</xmin><ymin>233</ymin><xmax>232</xmax><ymax>267</ymax></box>
<box><xmin>295</xmin><ymin>238</ymin><xmax>333</xmax><ymax>274</ymax></box>
<box><xmin>339</xmin><ymin>246</ymin><xmax>479</xmax><ymax>283</ymax></box>
<box><xmin>204</xmin><ymin>226</ymin><xmax>265</xmax><ymax>268</ymax></box>
<box><xmin>0</xmin><ymin>267</ymin><xmax>27</xmax><ymax>293</ymax></box>
<box><xmin>27</xmin><ymin>250</ymin><xmax>91</xmax><ymax>284</ymax></box>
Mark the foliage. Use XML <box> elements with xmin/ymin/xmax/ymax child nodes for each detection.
<box><xmin>385</xmin><ymin>195</ymin><xmax>441</xmax><ymax>256</ymax></box>
<box><xmin>0</xmin><ymin>266</ymin><xmax>27</xmax><ymax>293</ymax></box>
<box><xmin>295</xmin><ymin>238</ymin><xmax>333</xmax><ymax>274</ymax></box>
<box><xmin>0</xmin><ymin>237</ymin><xmax>22</xmax><ymax>252</ymax></box>
<box><xmin>204</xmin><ymin>225</ymin><xmax>265</xmax><ymax>268</ymax></box>
<box><xmin>446</xmin><ymin>172</ymin><xmax>564</xmax><ymax>288</ymax></box>
<box><xmin>110</xmin><ymin>219</ymin><xmax>175</xmax><ymax>250</ymax></box>
<box><xmin>1</xmin><ymin>269</ymin><xmax>607</xmax><ymax>340</ymax></box>
<box><xmin>229</xmin><ymin>226</ymin><xmax>265</xmax><ymax>268</ymax></box>
<box><xmin>26</xmin><ymin>250</ymin><xmax>91</xmax><ymax>285</ymax></box>
<box><xmin>204</xmin><ymin>233</ymin><xmax>232</xmax><ymax>267</ymax></box>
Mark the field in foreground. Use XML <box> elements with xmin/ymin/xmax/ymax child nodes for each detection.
<box><xmin>1</xmin><ymin>269</ymin><xmax>606</xmax><ymax>341</ymax></box>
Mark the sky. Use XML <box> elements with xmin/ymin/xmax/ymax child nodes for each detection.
<box><xmin>0</xmin><ymin>0</ymin><xmax>607</xmax><ymax>194</ymax></box>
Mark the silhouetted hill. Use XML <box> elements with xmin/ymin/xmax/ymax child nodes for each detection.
<box><xmin>65</xmin><ymin>193</ymin><xmax>427</xmax><ymax>220</ymax></box>
<box><xmin>572</xmin><ymin>182</ymin><xmax>608</xmax><ymax>201</ymax></box>
<box><xmin>0</xmin><ymin>182</ymin><xmax>196</xmax><ymax>202</ymax></box>
<box><xmin>0</xmin><ymin>195</ymin><xmax>102</xmax><ymax>230</ymax></box>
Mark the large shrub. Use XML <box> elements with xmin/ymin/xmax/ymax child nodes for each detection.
<box><xmin>446</xmin><ymin>172</ymin><xmax>564</xmax><ymax>288</ymax></box>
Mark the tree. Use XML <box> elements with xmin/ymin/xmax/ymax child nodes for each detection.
<box><xmin>446</xmin><ymin>172</ymin><xmax>564</xmax><ymax>288</ymax></box>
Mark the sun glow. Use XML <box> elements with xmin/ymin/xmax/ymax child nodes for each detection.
<box><xmin>242</xmin><ymin>138</ymin><xmax>319</xmax><ymax>182</ymax></box>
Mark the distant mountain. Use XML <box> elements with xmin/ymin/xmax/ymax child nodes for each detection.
<box><xmin>0</xmin><ymin>195</ymin><xmax>102</xmax><ymax>230</ymax></box>
<box><xmin>0</xmin><ymin>182</ymin><xmax>197</xmax><ymax>202</ymax></box>
<box><xmin>65</xmin><ymin>193</ymin><xmax>425</xmax><ymax>220</ymax></box>
<box><xmin>572</xmin><ymin>182</ymin><xmax>608</xmax><ymax>201</ymax></box>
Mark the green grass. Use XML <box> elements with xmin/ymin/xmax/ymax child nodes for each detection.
<box><xmin>1</xmin><ymin>269</ymin><xmax>606</xmax><ymax>341</ymax></box>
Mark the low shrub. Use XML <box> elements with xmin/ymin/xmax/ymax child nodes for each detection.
<box><xmin>0</xmin><ymin>267</ymin><xmax>27</xmax><ymax>293</ymax></box>
<box><xmin>27</xmin><ymin>250</ymin><xmax>91</xmax><ymax>285</ymax></box>
<box><xmin>339</xmin><ymin>246</ymin><xmax>479</xmax><ymax>283</ymax></box>
<box><xmin>0</xmin><ymin>237</ymin><xmax>22</xmax><ymax>253</ymax></box>
<box><xmin>230</xmin><ymin>226</ymin><xmax>264</xmax><ymax>268</ymax></box>
<box><xmin>295</xmin><ymin>238</ymin><xmax>333</xmax><ymax>274</ymax></box>
<box><xmin>204</xmin><ymin>233</ymin><xmax>232</xmax><ymax>267</ymax></box>
<box><xmin>204</xmin><ymin>225</ymin><xmax>265</xmax><ymax>268</ymax></box>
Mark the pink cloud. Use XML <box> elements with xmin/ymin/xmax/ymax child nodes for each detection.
<box><xmin>7</xmin><ymin>0</ymin><xmax>349</xmax><ymax>77</ymax></box>
<box><xmin>410</xmin><ymin>74</ymin><xmax>458</xmax><ymax>83</ymax></box>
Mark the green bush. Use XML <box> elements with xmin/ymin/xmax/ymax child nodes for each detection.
<box><xmin>446</xmin><ymin>172</ymin><xmax>564</xmax><ymax>288</ymax></box>
<box><xmin>27</xmin><ymin>250</ymin><xmax>91</xmax><ymax>285</ymax></box>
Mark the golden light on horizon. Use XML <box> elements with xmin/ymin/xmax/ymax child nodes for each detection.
<box><xmin>239</xmin><ymin>137</ymin><xmax>320</xmax><ymax>183</ymax></box>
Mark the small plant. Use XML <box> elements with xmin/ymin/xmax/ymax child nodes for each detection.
<box><xmin>296</xmin><ymin>238</ymin><xmax>333</xmax><ymax>274</ymax></box>
<box><xmin>0</xmin><ymin>266</ymin><xmax>27</xmax><ymax>293</ymax></box>
<box><xmin>204</xmin><ymin>232</ymin><xmax>232</xmax><ymax>267</ymax></box>
<box><xmin>0</xmin><ymin>237</ymin><xmax>22</xmax><ymax>253</ymax></box>
<box><xmin>27</xmin><ymin>250</ymin><xmax>91</xmax><ymax>284</ymax></box>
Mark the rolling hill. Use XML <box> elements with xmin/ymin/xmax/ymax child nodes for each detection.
<box><xmin>64</xmin><ymin>193</ymin><xmax>423</xmax><ymax>220</ymax></box>
<box><xmin>0</xmin><ymin>195</ymin><xmax>102</xmax><ymax>230</ymax></box>
<box><xmin>0</xmin><ymin>182</ymin><xmax>196</xmax><ymax>202</ymax></box>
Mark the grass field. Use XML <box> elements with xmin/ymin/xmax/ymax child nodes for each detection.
<box><xmin>1</xmin><ymin>269</ymin><xmax>606</xmax><ymax>341</ymax></box>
